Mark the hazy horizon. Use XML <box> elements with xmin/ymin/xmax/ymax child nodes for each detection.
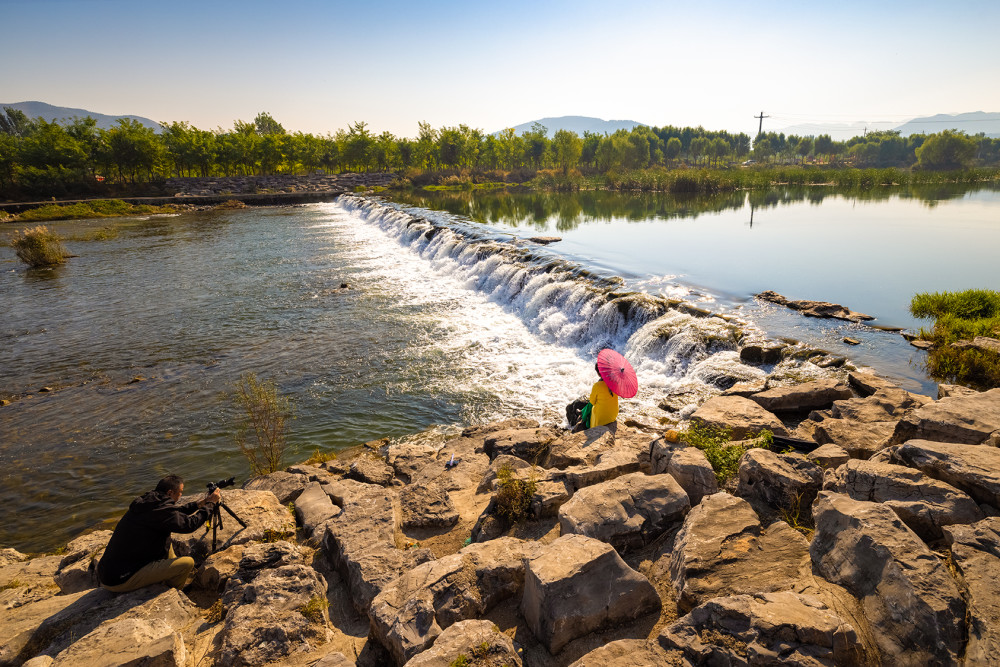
<box><xmin>2</xmin><ymin>0</ymin><xmax>999</xmax><ymax>139</ymax></box>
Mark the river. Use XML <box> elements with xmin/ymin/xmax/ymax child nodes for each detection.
<box><xmin>1</xmin><ymin>183</ymin><xmax>998</xmax><ymax>552</ymax></box>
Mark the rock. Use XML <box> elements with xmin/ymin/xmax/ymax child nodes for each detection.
<box><xmin>806</xmin><ymin>443</ymin><xmax>850</xmax><ymax>469</ymax></box>
<box><xmin>22</xmin><ymin>657</ymin><xmax>53</xmax><ymax>667</ymax></box>
<box><xmin>831</xmin><ymin>387</ymin><xmax>930</xmax><ymax>422</ymax></box>
<box><xmin>400</xmin><ymin>481</ymin><xmax>459</xmax><ymax>529</ymax></box>
<box><xmin>665</xmin><ymin>447</ymin><xmax>718</xmax><ymax>504</ymax></box>
<box><xmin>748</xmin><ymin>379</ymin><xmax>853</xmax><ymax>413</ymax></box>
<box><xmin>478</xmin><ymin>454</ymin><xmax>533</xmax><ymax>493</ymax></box>
<box><xmin>314</xmin><ymin>653</ymin><xmax>354</xmax><ymax>667</ymax></box>
<box><xmin>529</xmin><ymin>480</ymin><xmax>572</xmax><ymax>519</ymax></box>
<box><xmin>50</xmin><ymin>530</ymin><xmax>110</xmax><ymax>595</ymax></box>
<box><xmin>890</xmin><ymin>388</ymin><xmax>1000</xmax><ymax>445</ymax></box>
<box><xmin>938</xmin><ymin>383</ymin><xmax>980</xmax><ymax>399</ymax></box>
<box><xmin>386</xmin><ymin>441</ymin><xmax>439</xmax><ymax>484</ymax></box>
<box><xmin>237</xmin><ymin>541</ymin><xmax>310</xmax><ymax>577</ymax></box>
<box><xmin>528</xmin><ymin>236</ymin><xmax>561</xmax><ymax>245</ymax></box>
<box><xmin>483</xmin><ymin>427</ymin><xmax>561</xmax><ymax>464</ymax></box>
<box><xmin>215</xmin><ymin>564</ymin><xmax>331</xmax><ymax>666</ymax></box>
<box><xmin>286</xmin><ymin>463</ymin><xmax>336</xmax><ymax>482</ymax></box>
<box><xmin>942</xmin><ymin>518</ymin><xmax>1000</xmax><ymax>664</ymax></box>
<box><xmin>802</xmin><ymin>418</ymin><xmax>898</xmax><ymax>459</ymax></box>
<box><xmin>810</xmin><ymin>491</ymin><xmax>966</xmax><ymax>664</ymax></box>
<box><xmin>688</xmin><ymin>395</ymin><xmax>788</xmax><ymax>439</ymax></box>
<box><xmin>348</xmin><ymin>456</ymin><xmax>395</xmax><ymax>486</ymax></box>
<box><xmin>952</xmin><ymin>335</ymin><xmax>1000</xmax><ymax>354</ymax></box>
<box><xmin>568</xmin><ymin>638</ymin><xmax>680</xmax><ymax>666</ymax></box>
<box><xmin>648</xmin><ymin>434</ymin><xmax>686</xmax><ymax>475</ymax></box>
<box><xmin>558</xmin><ymin>473</ymin><xmax>690</xmax><ymax>550</ymax></box>
<box><xmin>172</xmin><ymin>489</ymin><xmax>295</xmax><ymax>560</ymax></box>
<box><xmin>755</xmin><ymin>290</ymin><xmax>873</xmax><ymax>321</ymax></box>
<box><xmin>736</xmin><ymin>449</ymin><xmax>824</xmax><ymax>514</ymax></box>
<box><xmin>402</xmin><ymin>619</ymin><xmax>522</xmax><ymax>667</ymax></box>
<box><xmin>658</xmin><ymin>592</ymin><xmax>860</xmax><ymax>665</ymax></box>
<box><xmin>295</xmin><ymin>481</ymin><xmax>342</xmax><ymax>536</ymax></box>
<box><xmin>521</xmin><ymin>534</ymin><xmax>660</xmax><ymax>655</ymax></box>
<box><xmin>0</xmin><ymin>554</ymin><xmax>61</xmax><ymax>610</ymax></box>
<box><xmin>891</xmin><ymin>439</ymin><xmax>1000</xmax><ymax>507</ymax></box>
<box><xmin>544</xmin><ymin>427</ymin><xmax>616</xmax><ymax>469</ymax></box>
<box><xmin>554</xmin><ymin>448</ymin><xmax>642</xmax><ymax>493</ymax></box>
<box><xmin>0</xmin><ymin>548</ymin><xmax>28</xmax><ymax>567</ymax></box>
<box><xmin>721</xmin><ymin>379</ymin><xmax>769</xmax><ymax>397</ymax></box>
<box><xmin>194</xmin><ymin>544</ymin><xmax>246</xmax><ymax>592</ymax></box>
<box><xmin>824</xmin><ymin>459</ymin><xmax>985</xmax><ymax>541</ymax></box>
<box><xmin>49</xmin><ymin>588</ymin><xmax>197</xmax><ymax>667</ymax></box>
<box><xmin>910</xmin><ymin>339</ymin><xmax>934</xmax><ymax>350</ymax></box>
<box><xmin>739</xmin><ymin>344</ymin><xmax>785</xmax><ymax>365</ymax></box>
<box><xmin>321</xmin><ymin>480</ymin><xmax>435</xmax><ymax>614</ymax></box>
<box><xmin>409</xmin><ymin>436</ymin><xmax>491</xmax><ymax>496</ymax></box>
<box><xmin>370</xmin><ymin>537</ymin><xmax>543</xmax><ymax>664</ymax></box>
<box><xmin>461</xmin><ymin>418</ymin><xmax>539</xmax><ymax>439</ymax></box>
<box><xmin>847</xmin><ymin>371</ymin><xmax>901</xmax><ymax>396</ymax></box>
<box><xmin>843</xmin><ymin>336</ymin><xmax>861</xmax><ymax>345</ymax></box>
<box><xmin>667</xmin><ymin>492</ymin><xmax>810</xmax><ymax>612</ymax></box>
<box><xmin>243</xmin><ymin>471</ymin><xmax>310</xmax><ymax>504</ymax></box>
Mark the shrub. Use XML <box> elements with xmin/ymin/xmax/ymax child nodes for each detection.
<box><xmin>298</xmin><ymin>595</ymin><xmax>329</xmax><ymax>624</ymax></box>
<box><xmin>11</xmin><ymin>225</ymin><xmax>68</xmax><ymax>267</ymax></box>
<box><xmin>910</xmin><ymin>289</ymin><xmax>1000</xmax><ymax>389</ymax></box>
<box><xmin>494</xmin><ymin>462</ymin><xmax>536</xmax><ymax>524</ymax></box>
<box><xmin>682</xmin><ymin>422</ymin><xmax>774</xmax><ymax>484</ymax></box>
<box><xmin>233</xmin><ymin>372</ymin><xmax>292</xmax><ymax>475</ymax></box>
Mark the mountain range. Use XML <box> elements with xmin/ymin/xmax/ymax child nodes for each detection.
<box><xmin>0</xmin><ymin>101</ymin><xmax>160</xmax><ymax>131</ymax></box>
<box><xmin>500</xmin><ymin>116</ymin><xmax>646</xmax><ymax>137</ymax></box>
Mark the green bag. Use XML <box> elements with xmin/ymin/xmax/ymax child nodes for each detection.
<box><xmin>579</xmin><ymin>402</ymin><xmax>593</xmax><ymax>429</ymax></box>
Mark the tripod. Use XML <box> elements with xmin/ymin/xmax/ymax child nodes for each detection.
<box><xmin>207</xmin><ymin>491</ymin><xmax>247</xmax><ymax>553</ymax></box>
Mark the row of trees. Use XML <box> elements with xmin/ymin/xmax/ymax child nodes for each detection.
<box><xmin>2</xmin><ymin>106</ymin><xmax>998</xmax><ymax>198</ymax></box>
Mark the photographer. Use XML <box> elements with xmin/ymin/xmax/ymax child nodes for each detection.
<box><xmin>97</xmin><ymin>474</ymin><xmax>221</xmax><ymax>592</ymax></box>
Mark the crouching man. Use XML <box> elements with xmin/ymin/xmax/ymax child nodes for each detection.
<box><xmin>97</xmin><ymin>474</ymin><xmax>221</xmax><ymax>592</ymax></box>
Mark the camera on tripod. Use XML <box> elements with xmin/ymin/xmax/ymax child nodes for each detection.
<box><xmin>206</xmin><ymin>477</ymin><xmax>236</xmax><ymax>493</ymax></box>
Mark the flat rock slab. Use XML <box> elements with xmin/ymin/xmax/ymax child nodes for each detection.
<box><xmin>53</xmin><ymin>530</ymin><xmax>111</xmax><ymax>595</ymax></box>
<box><xmin>943</xmin><ymin>518</ymin><xmax>1000</xmax><ymax>664</ymax></box>
<box><xmin>400</xmin><ymin>481</ymin><xmax>459</xmax><ymax>529</ymax></box>
<box><xmin>831</xmin><ymin>387</ymin><xmax>930</xmax><ymax>423</ymax></box>
<box><xmin>890</xmin><ymin>387</ymin><xmax>1000</xmax><ymax>445</ymax></box>
<box><xmin>847</xmin><ymin>371</ymin><xmax>901</xmax><ymax>396</ymax></box>
<box><xmin>243</xmin><ymin>470</ymin><xmax>310</xmax><ymax>504</ymax></box>
<box><xmin>658</xmin><ymin>592</ymin><xmax>860</xmax><ymax>665</ymax></box>
<box><xmin>892</xmin><ymin>439</ymin><xmax>1000</xmax><ymax>508</ymax></box>
<box><xmin>371</xmin><ymin>537</ymin><xmax>544</xmax><ymax>664</ymax></box>
<box><xmin>748</xmin><ymin>379</ymin><xmax>853</xmax><ymax>413</ymax></box>
<box><xmin>173</xmin><ymin>489</ymin><xmax>295</xmax><ymax>560</ymax></box>
<box><xmin>755</xmin><ymin>290</ymin><xmax>873</xmax><ymax>321</ymax></box>
<box><xmin>667</xmin><ymin>492</ymin><xmax>810</xmax><ymax>612</ymax></box>
<box><xmin>736</xmin><ymin>448</ymin><xmax>824</xmax><ymax>514</ymax></box>
<box><xmin>799</xmin><ymin>418</ymin><xmax>897</xmax><ymax>459</ymax></box>
<box><xmin>483</xmin><ymin>427</ymin><xmax>561</xmax><ymax>463</ymax></box>
<box><xmin>688</xmin><ymin>395</ymin><xmax>788</xmax><ymax>439</ymax></box>
<box><xmin>552</xmin><ymin>448</ymin><xmax>642</xmax><ymax>492</ymax></box>
<box><xmin>402</xmin><ymin>619</ymin><xmax>522</xmax><ymax>667</ymax></box>
<box><xmin>665</xmin><ymin>446</ymin><xmax>718</xmax><ymax>505</ymax></box>
<box><xmin>522</xmin><ymin>534</ymin><xmax>660</xmax><ymax>655</ymax></box>
<box><xmin>824</xmin><ymin>459</ymin><xmax>984</xmax><ymax>541</ymax></box>
<box><xmin>0</xmin><ymin>554</ymin><xmax>61</xmax><ymax>611</ymax></box>
<box><xmin>567</xmin><ymin>638</ymin><xmax>681</xmax><ymax>666</ymax></box>
<box><xmin>348</xmin><ymin>456</ymin><xmax>395</xmax><ymax>486</ymax></box>
<box><xmin>558</xmin><ymin>472</ymin><xmax>690</xmax><ymax>550</ymax></box>
<box><xmin>545</xmin><ymin>427</ymin><xmax>616</xmax><ymax>469</ymax></box>
<box><xmin>806</xmin><ymin>442</ymin><xmax>850</xmax><ymax>469</ymax></box>
<box><xmin>810</xmin><ymin>491</ymin><xmax>966</xmax><ymax>665</ymax></box>
<box><xmin>295</xmin><ymin>481</ymin><xmax>342</xmax><ymax>536</ymax></box>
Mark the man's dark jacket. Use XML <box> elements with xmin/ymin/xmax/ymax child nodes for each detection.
<box><xmin>97</xmin><ymin>490</ymin><xmax>215</xmax><ymax>586</ymax></box>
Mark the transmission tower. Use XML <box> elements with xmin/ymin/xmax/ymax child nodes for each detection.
<box><xmin>754</xmin><ymin>111</ymin><xmax>769</xmax><ymax>136</ymax></box>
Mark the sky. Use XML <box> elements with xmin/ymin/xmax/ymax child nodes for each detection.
<box><xmin>2</xmin><ymin>0</ymin><xmax>999</xmax><ymax>139</ymax></box>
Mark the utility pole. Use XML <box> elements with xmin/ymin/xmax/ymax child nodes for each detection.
<box><xmin>754</xmin><ymin>111</ymin><xmax>769</xmax><ymax>136</ymax></box>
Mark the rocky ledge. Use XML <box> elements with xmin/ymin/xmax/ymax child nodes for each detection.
<box><xmin>166</xmin><ymin>173</ymin><xmax>396</xmax><ymax>198</ymax></box>
<box><xmin>2</xmin><ymin>380</ymin><xmax>999</xmax><ymax>666</ymax></box>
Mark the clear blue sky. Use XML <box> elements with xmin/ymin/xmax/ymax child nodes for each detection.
<box><xmin>2</xmin><ymin>0</ymin><xmax>998</xmax><ymax>138</ymax></box>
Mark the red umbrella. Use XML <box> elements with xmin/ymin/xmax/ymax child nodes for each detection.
<box><xmin>596</xmin><ymin>348</ymin><xmax>638</xmax><ymax>399</ymax></box>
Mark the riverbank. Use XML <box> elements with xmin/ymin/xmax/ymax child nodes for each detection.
<box><xmin>3</xmin><ymin>371</ymin><xmax>998</xmax><ymax>666</ymax></box>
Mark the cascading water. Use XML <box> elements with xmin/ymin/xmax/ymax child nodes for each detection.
<box><xmin>334</xmin><ymin>195</ymin><xmax>825</xmax><ymax>423</ymax></box>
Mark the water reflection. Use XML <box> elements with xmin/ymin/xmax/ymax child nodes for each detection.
<box><xmin>388</xmin><ymin>182</ymin><xmax>998</xmax><ymax>230</ymax></box>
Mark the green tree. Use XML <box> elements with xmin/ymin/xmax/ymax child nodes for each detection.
<box><xmin>814</xmin><ymin>134</ymin><xmax>834</xmax><ymax>161</ymax></box>
<box><xmin>0</xmin><ymin>107</ymin><xmax>35</xmax><ymax>137</ymax></box>
<box><xmin>253</xmin><ymin>111</ymin><xmax>286</xmax><ymax>136</ymax></box>
<box><xmin>915</xmin><ymin>130</ymin><xmax>977</xmax><ymax>170</ymax></box>
<box><xmin>551</xmin><ymin>129</ymin><xmax>583</xmax><ymax>174</ymax></box>
<box><xmin>103</xmin><ymin>119</ymin><xmax>162</xmax><ymax>183</ymax></box>
<box><xmin>709</xmin><ymin>137</ymin><xmax>729</xmax><ymax>166</ymax></box>
<box><xmin>664</xmin><ymin>136</ymin><xmax>682</xmax><ymax>165</ymax></box>
<box><xmin>522</xmin><ymin>123</ymin><xmax>548</xmax><ymax>168</ymax></box>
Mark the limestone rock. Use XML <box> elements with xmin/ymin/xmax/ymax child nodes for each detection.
<box><xmin>402</xmin><ymin>619</ymin><xmax>522</xmax><ymax>667</ymax></box>
<box><xmin>824</xmin><ymin>459</ymin><xmax>984</xmax><ymax>541</ymax></box>
<box><xmin>348</xmin><ymin>456</ymin><xmax>395</xmax><ymax>486</ymax></box>
<box><xmin>668</xmin><ymin>492</ymin><xmax>810</xmax><ymax>612</ymax></box>
<box><xmin>295</xmin><ymin>481</ymin><xmax>342</xmax><ymax>537</ymax></box>
<box><xmin>847</xmin><ymin>371</ymin><xmax>901</xmax><ymax>396</ymax></box>
<box><xmin>938</xmin><ymin>383</ymin><xmax>980</xmax><ymax>399</ymax></box>
<box><xmin>50</xmin><ymin>531</ymin><xmax>110</xmax><ymax>595</ymax></box>
<box><xmin>648</xmin><ymin>434</ymin><xmax>686</xmax><ymax>475</ymax></box>
<box><xmin>462</xmin><ymin>418</ymin><xmax>539</xmax><ymax>439</ymax></box>
<box><xmin>194</xmin><ymin>544</ymin><xmax>246</xmax><ymax>593</ymax></box>
<box><xmin>802</xmin><ymin>418</ymin><xmax>898</xmax><ymax>459</ymax></box>
<box><xmin>49</xmin><ymin>588</ymin><xmax>197</xmax><ymax>667</ymax></box>
<box><xmin>409</xmin><ymin>436</ymin><xmax>491</xmax><ymax>496</ymax></box>
<box><xmin>483</xmin><ymin>427</ymin><xmax>561</xmax><ymax>463</ymax></box>
<box><xmin>286</xmin><ymin>463</ymin><xmax>336</xmax><ymax>482</ymax></box>
<box><xmin>943</xmin><ymin>518</ymin><xmax>1000</xmax><ymax>664</ymax></box>
<box><xmin>658</xmin><ymin>592</ymin><xmax>860</xmax><ymax>665</ymax></box>
<box><xmin>688</xmin><ymin>395</ymin><xmax>788</xmax><ymax>439</ymax></box>
<box><xmin>559</xmin><ymin>473</ymin><xmax>689</xmax><ymax>550</ymax></box>
<box><xmin>400</xmin><ymin>481</ymin><xmax>459</xmax><ymax>529</ymax></box>
<box><xmin>567</xmin><ymin>638</ymin><xmax>680</xmax><ymax>666</ymax></box>
<box><xmin>806</xmin><ymin>442</ymin><xmax>850</xmax><ymax>468</ymax></box>
<box><xmin>370</xmin><ymin>537</ymin><xmax>543</xmax><ymax>664</ymax></box>
<box><xmin>215</xmin><ymin>564</ymin><xmax>332</xmax><ymax>666</ymax></box>
<box><xmin>739</xmin><ymin>344</ymin><xmax>785</xmax><ymax>365</ymax></box>
<box><xmin>0</xmin><ymin>548</ymin><xmax>28</xmax><ymax>567</ymax></box>
<box><xmin>243</xmin><ymin>470</ymin><xmax>310</xmax><ymax>504</ymax></box>
<box><xmin>530</xmin><ymin>480</ymin><xmax>572</xmax><ymax>519</ymax></box>
<box><xmin>478</xmin><ymin>454</ymin><xmax>532</xmax><ymax>493</ymax></box>
<box><xmin>544</xmin><ymin>427</ymin><xmax>615</xmax><ymax>469</ymax></box>
<box><xmin>0</xmin><ymin>554</ymin><xmax>61</xmax><ymax>611</ymax></box>
<box><xmin>892</xmin><ymin>439</ymin><xmax>1000</xmax><ymax>508</ymax></box>
<box><xmin>810</xmin><ymin>491</ymin><xmax>966</xmax><ymax>664</ymax></box>
<box><xmin>554</xmin><ymin>447</ymin><xmax>642</xmax><ymax>492</ymax></box>
<box><xmin>831</xmin><ymin>387</ymin><xmax>930</xmax><ymax>423</ymax></box>
<box><xmin>172</xmin><ymin>489</ymin><xmax>295</xmax><ymax>560</ymax></box>
<box><xmin>386</xmin><ymin>441</ymin><xmax>438</xmax><ymax>484</ymax></box>
<box><xmin>521</xmin><ymin>534</ymin><xmax>660</xmax><ymax>654</ymax></box>
<box><xmin>755</xmin><ymin>290</ymin><xmax>873</xmax><ymax>321</ymax></box>
<box><xmin>313</xmin><ymin>653</ymin><xmax>354</xmax><ymax>667</ymax></box>
<box><xmin>890</xmin><ymin>387</ymin><xmax>1000</xmax><ymax>445</ymax></box>
<box><xmin>748</xmin><ymin>379</ymin><xmax>853</xmax><ymax>413</ymax></box>
<box><xmin>736</xmin><ymin>449</ymin><xmax>824</xmax><ymax>514</ymax></box>
<box><xmin>665</xmin><ymin>446</ymin><xmax>718</xmax><ymax>504</ymax></box>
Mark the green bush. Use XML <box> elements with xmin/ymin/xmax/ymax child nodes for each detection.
<box><xmin>682</xmin><ymin>422</ymin><xmax>774</xmax><ymax>484</ymax></box>
<box><xmin>910</xmin><ymin>289</ymin><xmax>1000</xmax><ymax>389</ymax></box>
<box><xmin>17</xmin><ymin>199</ymin><xmax>175</xmax><ymax>222</ymax></box>
<box><xmin>11</xmin><ymin>225</ymin><xmax>68</xmax><ymax>267</ymax></box>
<box><xmin>494</xmin><ymin>462</ymin><xmax>536</xmax><ymax>524</ymax></box>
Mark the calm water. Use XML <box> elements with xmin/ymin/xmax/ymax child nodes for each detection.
<box><xmin>2</xmin><ymin>184</ymin><xmax>998</xmax><ymax>551</ymax></box>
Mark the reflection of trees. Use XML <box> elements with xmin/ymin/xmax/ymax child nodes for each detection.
<box><xmin>389</xmin><ymin>182</ymin><xmax>998</xmax><ymax>230</ymax></box>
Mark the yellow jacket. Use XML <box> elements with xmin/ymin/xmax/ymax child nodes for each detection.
<box><xmin>589</xmin><ymin>380</ymin><xmax>619</xmax><ymax>428</ymax></box>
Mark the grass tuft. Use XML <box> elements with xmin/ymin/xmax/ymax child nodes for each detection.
<box><xmin>11</xmin><ymin>225</ymin><xmax>68</xmax><ymax>267</ymax></box>
<box><xmin>494</xmin><ymin>462</ymin><xmax>537</xmax><ymax>524</ymax></box>
<box><xmin>910</xmin><ymin>289</ymin><xmax>1000</xmax><ymax>389</ymax></box>
<box><xmin>298</xmin><ymin>595</ymin><xmax>329</xmax><ymax>624</ymax></box>
<box><xmin>681</xmin><ymin>422</ymin><xmax>774</xmax><ymax>484</ymax></box>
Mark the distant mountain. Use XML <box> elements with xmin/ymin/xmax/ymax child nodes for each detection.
<box><xmin>893</xmin><ymin>112</ymin><xmax>1000</xmax><ymax>138</ymax></box>
<box><xmin>499</xmin><ymin>116</ymin><xmax>647</xmax><ymax>138</ymax></box>
<box><xmin>772</xmin><ymin>121</ymin><xmax>882</xmax><ymax>142</ymax></box>
<box><xmin>0</xmin><ymin>101</ymin><xmax>161</xmax><ymax>132</ymax></box>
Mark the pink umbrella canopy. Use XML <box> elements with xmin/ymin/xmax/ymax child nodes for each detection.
<box><xmin>596</xmin><ymin>348</ymin><xmax>638</xmax><ymax>399</ymax></box>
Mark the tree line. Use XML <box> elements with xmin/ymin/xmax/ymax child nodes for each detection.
<box><xmin>1</xmin><ymin>107</ymin><xmax>998</xmax><ymax>199</ymax></box>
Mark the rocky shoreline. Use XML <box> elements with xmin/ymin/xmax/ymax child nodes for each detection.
<box><xmin>2</xmin><ymin>370</ymin><xmax>998</xmax><ymax>666</ymax></box>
